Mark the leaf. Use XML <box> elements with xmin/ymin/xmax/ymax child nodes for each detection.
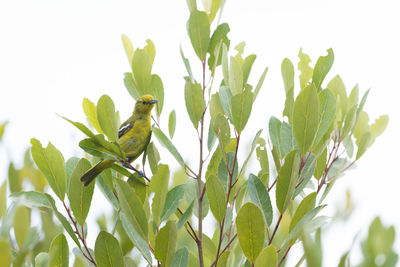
<box><xmin>150</xmin><ymin>164</ymin><xmax>170</xmax><ymax>225</ymax></box>
<box><xmin>186</xmin><ymin>0</ymin><xmax>197</xmax><ymax>11</ymax></box>
<box><xmin>327</xmin><ymin>75</ymin><xmax>347</xmax><ymax>122</ymax></box>
<box><xmin>370</xmin><ymin>115</ymin><xmax>389</xmax><ymax>144</ymax></box>
<box><xmin>241</xmin><ymin>129</ymin><xmax>263</xmax><ymax>174</ymax></box>
<box><xmin>0</xmin><ymin>181</ymin><xmax>7</xmax><ymax>220</ymax></box>
<box><xmin>68</xmin><ymin>158</ymin><xmax>95</xmax><ymax>226</ymax></box>
<box><xmin>168</xmin><ymin>110</ymin><xmax>177</xmax><ymax>139</ymax></box>
<box><xmin>219</xmin><ymin>86</ymin><xmax>233</xmax><ymax>122</ymax></box>
<box><xmin>236</xmin><ymin>202</ymin><xmax>265</xmax><ymax>264</ymax></box>
<box><xmin>229</xmin><ymin>56</ymin><xmax>243</xmax><ymax>95</ymax></box>
<box><xmin>294</xmin><ymin>153</ymin><xmax>316</xmax><ymax>196</ymax></box>
<box><xmin>31</xmin><ymin>138</ymin><xmax>66</xmax><ymax>201</ymax></box>
<box><xmin>120</xmin><ymin>213</ymin><xmax>152</xmax><ymax>264</ymax></box>
<box><xmin>222</xmin><ymin>44</ymin><xmax>229</xmax><ymax>87</ymax></box>
<box><xmin>280</xmin><ymin>122</ymin><xmax>297</xmax><ymax>157</ymax></box>
<box><xmin>208</xmin><ymin>23</ymin><xmax>230</xmax><ymax>71</ymax></box>
<box><xmin>297</xmin><ymin>48</ymin><xmax>313</xmax><ymax>89</ymax></box>
<box><xmin>312</xmin><ymin>48</ymin><xmax>334</xmax><ymax>91</ymax></box>
<box><xmin>79</xmin><ymin>134</ymin><xmax>124</xmax><ymax>160</ymax></box>
<box><xmin>231</xmin><ymin>89</ymin><xmax>253</xmax><ymax>134</ymax></box>
<box><xmin>149</xmin><ymin>74</ymin><xmax>165</xmax><ymax>117</ymax></box>
<box><xmin>313</xmin><ymin>89</ymin><xmax>336</xmax><ymax>146</ymax></box>
<box><xmin>177</xmin><ymin>201</ymin><xmax>194</xmax><ymax>230</ymax></box>
<box><xmin>147</xmin><ymin>142</ymin><xmax>160</xmax><ymax>174</ymax></box>
<box><xmin>116</xmin><ymin>179</ymin><xmax>148</xmax><ymax>241</ymax></box>
<box><xmin>209</xmin><ymin>0</ymin><xmax>222</xmax><ymax>22</ymax></box>
<box><xmin>276</xmin><ymin>150</ymin><xmax>301</xmax><ymax>213</ymax></box>
<box><xmin>242</xmin><ymin>54</ymin><xmax>257</xmax><ymax>85</ymax></box>
<box><xmin>248</xmin><ymin>174</ymin><xmax>273</xmax><ymax>225</ymax></box>
<box><xmin>153</xmin><ymin>127</ymin><xmax>185</xmax><ymax>168</ymax></box>
<box><xmin>161</xmin><ymin>185</ymin><xmax>185</xmax><ymax>221</ymax></box>
<box><xmin>9</xmin><ymin>191</ymin><xmax>51</xmax><ymax>209</ymax></box>
<box><xmin>144</xmin><ymin>39</ymin><xmax>156</xmax><ymax>64</ymax></box>
<box><xmin>253</xmin><ymin>67</ymin><xmax>268</xmax><ymax>102</ymax></box>
<box><xmin>341</xmin><ymin>105</ymin><xmax>358</xmax><ymax>139</ymax></box>
<box><xmin>155</xmin><ymin>221</ymin><xmax>178</xmax><ymax>267</ymax></box>
<box><xmin>218</xmin><ymin>152</ymin><xmax>238</xmax><ymax>191</ymax></box>
<box><xmin>209</xmin><ymin>93</ymin><xmax>225</xmax><ymax>122</ymax></box>
<box><xmin>124</xmin><ymin>72</ymin><xmax>140</xmax><ymax>100</ymax></box>
<box><xmin>206</xmin><ymin>174</ymin><xmax>226</xmax><ymax>222</ymax></box>
<box><xmin>94</xmin><ymin>231</ymin><xmax>124</xmax><ymax>267</ymax></box>
<box><xmin>188</xmin><ymin>10</ymin><xmax>210</xmax><ymax>61</ymax></box>
<box><xmin>35</xmin><ymin>252</ymin><xmax>49</xmax><ymax>267</ymax></box>
<box><xmin>282</xmin><ymin>58</ymin><xmax>295</xmax><ymax>122</ymax></box>
<box><xmin>180</xmin><ymin>46</ymin><xmax>194</xmax><ymax>83</ymax></box>
<box><xmin>171</xmin><ymin>248</ymin><xmax>189</xmax><ymax>267</ymax></box>
<box><xmin>184</xmin><ymin>80</ymin><xmax>204</xmax><ymax>129</ymax></box>
<box><xmin>97</xmin><ymin>95</ymin><xmax>119</xmax><ymax>142</ymax></box>
<box><xmin>290</xmin><ymin>192</ymin><xmax>317</xmax><ymax>232</ymax></box>
<box><xmin>213</xmin><ymin>113</ymin><xmax>231</xmax><ymax>149</ymax></box>
<box><xmin>121</xmin><ymin>34</ymin><xmax>134</xmax><ymax>65</ymax></box>
<box><xmin>96</xmin><ymin>171</ymin><xmax>120</xmax><ymax>210</ymax></box>
<box><xmin>0</xmin><ymin>121</ymin><xmax>8</xmax><ymax>141</ymax></box>
<box><xmin>82</xmin><ymin>98</ymin><xmax>104</xmax><ymax>134</ymax></box>
<box><xmin>60</xmin><ymin>116</ymin><xmax>94</xmax><ymax>137</ymax></box>
<box><xmin>13</xmin><ymin>206</ymin><xmax>30</xmax><ymax>250</ymax></box>
<box><xmin>269</xmin><ymin>117</ymin><xmax>282</xmax><ymax>158</ymax></box>
<box><xmin>217</xmin><ymin>251</ymin><xmax>230</xmax><ymax>267</ymax></box>
<box><xmin>356</xmin><ymin>132</ymin><xmax>372</xmax><ymax>160</ymax></box>
<box><xmin>293</xmin><ymin>84</ymin><xmax>319</xmax><ymax>156</ymax></box>
<box><xmin>254</xmin><ymin>245</ymin><xmax>278</xmax><ymax>267</ymax></box>
<box><xmin>132</xmin><ymin>48</ymin><xmax>152</xmax><ymax>93</ymax></box>
<box><xmin>48</xmin><ymin>233</ymin><xmax>69</xmax><ymax>267</ymax></box>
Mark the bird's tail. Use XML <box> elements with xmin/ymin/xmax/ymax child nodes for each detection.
<box><xmin>80</xmin><ymin>159</ymin><xmax>114</xmax><ymax>186</ymax></box>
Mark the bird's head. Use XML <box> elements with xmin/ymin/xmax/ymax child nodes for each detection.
<box><xmin>134</xmin><ymin>94</ymin><xmax>158</xmax><ymax>115</ymax></box>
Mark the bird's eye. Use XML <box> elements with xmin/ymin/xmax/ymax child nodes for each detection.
<box><xmin>142</xmin><ymin>101</ymin><xmax>146</xmax><ymax>104</ymax></box>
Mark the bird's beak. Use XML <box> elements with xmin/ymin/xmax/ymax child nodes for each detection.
<box><xmin>149</xmin><ymin>99</ymin><xmax>159</xmax><ymax>105</ymax></box>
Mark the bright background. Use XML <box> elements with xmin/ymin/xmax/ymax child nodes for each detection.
<box><xmin>0</xmin><ymin>0</ymin><xmax>399</xmax><ymax>265</ymax></box>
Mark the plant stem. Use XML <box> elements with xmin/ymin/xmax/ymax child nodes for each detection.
<box><xmin>210</xmin><ymin>233</ymin><xmax>238</xmax><ymax>267</ymax></box>
<box><xmin>278</xmin><ymin>245</ymin><xmax>292</xmax><ymax>266</ymax></box>
<box><xmin>269</xmin><ymin>213</ymin><xmax>283</xmax><ymax>245</ymax></box>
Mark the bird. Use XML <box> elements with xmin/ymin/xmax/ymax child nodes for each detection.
<box><xmin>80</xmin><ymin>94</ymin><xmax>158</xmax><ymax>186</ymax></box>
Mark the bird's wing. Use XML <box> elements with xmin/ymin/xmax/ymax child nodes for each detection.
<box><xmin>118</xmin><ymin>117</ymin><xmax>135</xmax><ymax>138</ymax></box>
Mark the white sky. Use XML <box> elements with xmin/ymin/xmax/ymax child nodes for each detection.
<box><xmin>0</xmin><ymin>0</ymin><xmax>399</xmax><ymax>265</ymax></box>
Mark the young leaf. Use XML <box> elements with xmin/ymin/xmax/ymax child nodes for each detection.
<box><xmin>206</xmin><ymin>174</ymin><xmax>226</xmax><ymax>222</ymax></box>
<box><xmin>116</xmin><ymin>179</ymin><xmax>148</xmax><ymax>241</ymax></box>
<box><xmin>31</xmin><ymin>139</ymin><xmax>66</xmax><ymax>201</ymax></box>
<box><xmin>161</xmin><ymin>185</ymin><xmax>185</xmax><ymax>222</ymax></box>
<box><xmin>168</xmin><ymin>110</ymin><xmax>177</xmax><ymax>139</ymax></box>
<box><xmin>150</xmin><ymin>74</ymin><xmax>164</xmax><ymax>117</ymax></box>
<box><xmin>248</xmin><ymin>174</ymin><xmax>273</xmax><ymax>225</ymax></box>
<box><xmin>276</xmin><ymin>150</ymin><xmax>301</xmax><ymax>213</ymax></box>
<box><xmin>94</xmin><ymin>231</ymin><xmax>124</xmax><ymax>267</ymax></box>
<box><xmin>289</xmin><ymin>192</ymin><xmax>317</xmax><ymax>232</ymax></box>
<box><xmin>229</xmin><ymin>56</ymin><xmax>243</xmax><ymax>95</ymax></box>
<box><xmin>155</xmin><ymin>221</ymin><xmax>178</xmax><ymax>267</ymax></box>
<box><xmin>253</xmin><ymin>67</ymin><xmax>268</xmax><ymax>103</ymax></box>
<box><xmin>356</xmin><ymin>132</ymin><xmax>371</xmax><ymax>160</ymax></box>
<box><xmin>144</xmin><ymin>39</ymin><xmax>156</xmax><ymax>64</ymax></box>
<box><xmin>282</xmin><ymin>58</ymin><xmax>295</xmax><ymax>122</ymax></box>
<box><xmin>188</xmin><ymin>10</ymin><xmax>210</xmax><ymax>61</ymax></box>
<box><xmin>68</xmin><ymin>158</ymin><xmax>94</xmax><ymax>226</ymax></box>
<box><xmin>313</xmin><ymin>89</ymin><xmax>336</xmax><ymax>146</ymax></box>
<box><xmin>180</xmin><ymin>46</ymin><xmax>194</xmax><ymax>83</ymax></box>
<box><xmin>132</xmin><ymin>49</ymin><xmax>152</xmax><ymax>93</ymax></box>
<box><xmin>298</xmin><ymin>48</ymin><xmax>313</xmax><ymax>89</ymax></box>
<box><xmin>293</xmin><ymin>84</ymin><xmax>319</xmax><ymax>156</ymax></box>
<box><xmin>208</xmin><ymin>23</ymin><xmax>230</xmax><ymax>71</ymax></box>
<box><xmin>82</xmin><ymin>98</ymin><xmax>104</xmax><ymax>134</ymax></box>
<box><xmin>370</xmin><ymin>115</ymin><xmax>389</xmax><ymax>144</ymax></box>
<box><xmin>327</xmin><ymin>75</ymin><xmax>347</xmax><ymax>122</ymax></box>
<box><xmin>48</xmin><ymin>233</ymin><xmax>69</xmax><ymax>267</ymax></box>
<box><xmin>124</xmin><ymin>72</ymin><xmax>140</xmax><ymax>100</ymax></box>
<box><xmin>121</xmin><ymin>34</ymin><xmax>134</xmax><ymax>66</ymax></box>
<box><xmin>254</xmin><ymin>245</ymin><xmax>278</xmax><ymax>267</ymax></box>
<box><xmin>97</xmin><ymin>94</ymin><xmax>119</xmax><ymax>142</ymax></box>
<box><xmin>236</xmin><ymin>202</ymin><xmax>265</xmax><ymax>264</ymax></box>
<box><xmin>60</xmin><ymin>116</ymin><xmax>94</xmax><ymax>138</ymax></box>
<box><xmin>231</xmin><ymin>89</ymin><xmax>253</xmax><ymax>134</ymax></box>
<box><xmin>341</xmin><ymin>105</ymin><xmax>358</xmax><ymax>139</ymax></box>
<box><xmin>242</xmin><ymin>54</ymin><xmax>257</xmax><ymax>85</ymax></box>
<box><xmin>312</xmin><ymin>48</ymin><xmax>334</xmax><ymax>91</ymax></box>
<box><xmin>184</xmin><ymin>80</ymin><xmax>204</xmax><ymax>129</ymax></box>
<box><xmin>152</xmin><ymin>127</ymin><xmax>185</xmax><ymax>168</ymax></box>
<box><xmin>13</xmin><ymin>206</ymin><xmax>30</xmax><ymax>250</ymax></box>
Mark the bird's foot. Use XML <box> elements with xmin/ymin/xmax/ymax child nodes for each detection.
<box><xmin>137</xmin><ymin>170</ymin><xmax>144</xmax><ymax>178</ymax></box>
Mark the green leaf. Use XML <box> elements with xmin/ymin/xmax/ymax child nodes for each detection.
<box><xmin>356</xmin><ymin>132</ymin><xmax>371</xmax><ymax>160</ymax></box>
<box><xmin>282</xmin><ymin>58</ymin><xmax>295</xmax><ymax>122</ymax></box>
<box><xmin>149</xmin><ymin>74</ymin><xmax>165</xmax><ymax>117</ymax></box>
<box><xmin>169</xmin><ymin>110</ymin><xmax>177</xmax><ymax>139</ymax></box>
<box><xmin>186</xmin><ymin>0</ymin><xmax>197</xmax><ymax>11</ymax></box>
<box><xmin>155</xmin><ymin>221</ymin><xmax>178</xmax><ymax>267</ymax></box>
<box><xmin>219</xmin><ymin>86</ymin><xmax>233</xmax><ymax>122</ymax></box>
<box><xmin>206</xmin><ymin>174</ymin><xmax>226</xmax><ymax>222</ymax></box>
<box><xmin>153</xmin><ymin>127</ymin><xmax>185</xmax><ymax>168</ymax></box>
<box><xmin>13</xmin><ymin>206</ymin><xmax>30</xmax><ymax>250</ymax></box>
<box><xmin>294</xmin><ymin>153</ymin><xmax>316</xmax><ymax>196</ymax></box>
<box><xmin>0</xmin><ymin>239</ymin><xmax>11</xmax><ymax>267</ymax></box>
<box><xmin>248</xmin><ymin>174</ymin><xmax>273</xmax><ymax>225</ymax></box>
<box><xmin>96</xmin><ymin>171</ymin><xmax>120</xmax><ymax>210</ymax></box>
<box><xmin>8</xmin><ymin>163</ymin><xmax>21</xmax><ymax>193</ymax></box>
<box><xmin>10</xmin><ymin>191</ymin><xmax>51</xmax><ymax>209</ymax></box>
<box><xmin>188</xmin><ymin>10</ymin><xmax>210</xmax><ymax>61</ymax></box>
<box><xmin>341</xmin><ymin>105</ymin><xmax>357</xmax><ymax>139</ymax></box>
<box><xmin>116</xmin><ymin>179</ymin><xmax>148</xmax><ymax>241</ymax></box>
<box><xmin>242</xmin><ymin>54</ymin><xmax>257</xmax><ymax>85</ymax></box>
<box><xmin>161</xmin><ymin>185</ymin><xmax>185</xmax><ymax>222</ymax></box>
<box><xmin>209</xmin><ymin>0</ymin><xmax>222</xmax><ymax>22</ymax></box>
<box><xmin>254</xmin><ymin>245</ymin><xmax>278</xmax><ymax>267</ymax></box>
<box><xmin>31</xmin><ymin>138</ymin><xmax>66</xmax><ymax>201</ymax></box>
<box><xmin>150</xmin><ymin>164</ymin><xmax>170</xmax><ymax>225</ymax></box>
<box><xmin>132</xmin><ymin>48</ymin><xmax>152</xmax><ymax>93</ymax></box>
<box><xmin>293</xmin><ymin>84</ymin><xmax>319</xmax><ymax>156</ymax></box>
<box><xmin>276</xmin><ymin>150</ymin><xmax>301</xmax><ymax>213</ymax></box>
<box><xmin>253</xmin><ymin>67</ymin><xmax>268</xmax><ymax>103</ymax></box>
<box><xmin>171</xmin><ymin>248</ymin><xmax>189</xmax><ymax>267</ymax></box>
<box><xmin>97</xmin><ymin>95</ymin><xmax>119</xmax><ymax>142</ymax></box>
<box><xmin>144</xmin><ymin>39</ymin><xmax>156</xmax><ymax>64</ymax></box>
<box><xmin>297</xmin><ymin>48</ymin><xmax>313</xmax><ymax>89</ymax></box>
<box><xmin>79</xmin><ymin>134</ymin><xmax>124</xmax><ymax>160</ymax></box>
<box><xmin>222</xmin><ymin>44</ymin><xmax>229</xmax><ymax>87</ymax></box>
<box><xmin>348</xmin><ymin>85</ymin><xmax>359</xmax><ymax>110</ymax></box>
<box><xmin>177</xmin><ymin>201</ymin><xmax>194</xmax><ymax>230</ymax></box>
<box><xmin>218</xmin><ymin>152</ymin><xmax>238</xmax><ymax>191</ymax></box>
<box><xmin>216</xmin><ymin>251</ymin><xmax>230</xmax><ymax>267</ymax></box>
<box><xmin>120</xmin><ymin>213</ymin><xmax>152</xmax><ymax>264</ymax></box>
<box><xmin>82</xmin><ymin>98</ymin><xmax>104</xmax><ymax>134</ymax></box>
<box><xmin>66</xmin><ymin>157</ymin><xmax>80</xmax><ymax>194</ymax></box>
<box><xmin>269</xmin><ymin>117</ymin><xmax>282</xmax><ymax>158</ymax></box>
<box><xmin>184</xmin><ymin>80</ymin><xmax>204</xmax><ymax>129</ymax></box>
<box><xmin>208</xmin><ymin>23</ymin><xmax>230</xmax><ymax>71</ymax></box>
<box><xmin>213</xmin><ymin>113</ymin><xmax>231</xmax><ymax>149</ymax></box>
<box><xmin>241</xmin><ymin>129</ymin><xmax>263</xmax><ymax>175</ymax></box>
<box><xmin>0</xmin><ymin>121</ymin><xmax>8</xmax><ymax>141</ymax></box>
<box><xmin>209</xmin><ymin>93</ymin><xmax>225</xmax><ymax>122</ymax></box>
<box><xmin>327</xmin><ymin>75</ymin><xmax>347</xmax><ymax>122</ymax></box>
<box><xmin>94</xmin><ymin>231</ymin><xmax>124</xmax><ymax>267</ymax></box>
<box><xmin>231</xmin><ymin>89</ymin><xmax>253</xmax><ymax>134</ymax></box>
<box><xmin>124</xmin><ymin>72</ymin><xmax>140</xmax><ymax>100</ymax></box>
<box><xmin>229</xmin><ymin>56</ymin><xmax>243</xmax><ymax>95</ymax></box>
<box><xmin>60</xmin><ymin>116</ymin><xmax>94</xmax><ymax>137</ymax></box>
<box><xmin>121</xmin><ymin>34</ymin><xmax>134</xmax><ymax>66</ymax></box>
<box><xmin>236</xmin><ymin>202</ymin><xmax>265</xmax><ymax>264</ymax></box>
<box><xmin>180</xmin><ymin>46</ymin><xmax>194</xmax><ymax>83</ymax></box>
<box><xmin>280</xmin><ymin>122</ymin><xmax>297</xmax><ymax>157</ymax></box>
<box><xmin>68</xmin><ymin>158</ymin><xmax>94</xmax><ymax>226</ymax></box>
<box><xmin>313</xmin><ymin>89</ymin><xmax>336</xmax><ymax>146</ymax></box>
<box><xmin>48</xmin><ymin>233</ymin><xmax>69</xmax><ymax>267</ymax></box>
<box><xmin>34</xmin><ymin>252</ymin><xmax>49</xmax><ymax>267</ymax></box>
<box><xmin>0</xmin><ymin>181</ymin><xmax>7</xmax><ymax>220</ymax></box>
<box><xmin>289</xmin><ymin>192</ymin><xmax>317</xmax><ymax>232</ymax></box>
<box><xmin>147</xmin><ymin>142</ymin><xmax>160</xmax><ymax>174</ymax></box>
<box><xmin>312</xmin><ymin>48</ymin><xmax>334</xmax><ymax>91</ymax></box>
<box><xmin>370</xmin><ymin>115</ymin><xmax>389</xmax><ymax>144</ymax></box>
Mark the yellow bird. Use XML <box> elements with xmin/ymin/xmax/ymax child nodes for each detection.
<box><xmin>81</xmin><ymin>94</ymin><xmax>158</xmax><ymax>186</ymax></box>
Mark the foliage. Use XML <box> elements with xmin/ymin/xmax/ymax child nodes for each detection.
<box><xmin>0</xmin><ymin>1</ymin><xmax>395</xmax><ymax>267</ymax></box>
